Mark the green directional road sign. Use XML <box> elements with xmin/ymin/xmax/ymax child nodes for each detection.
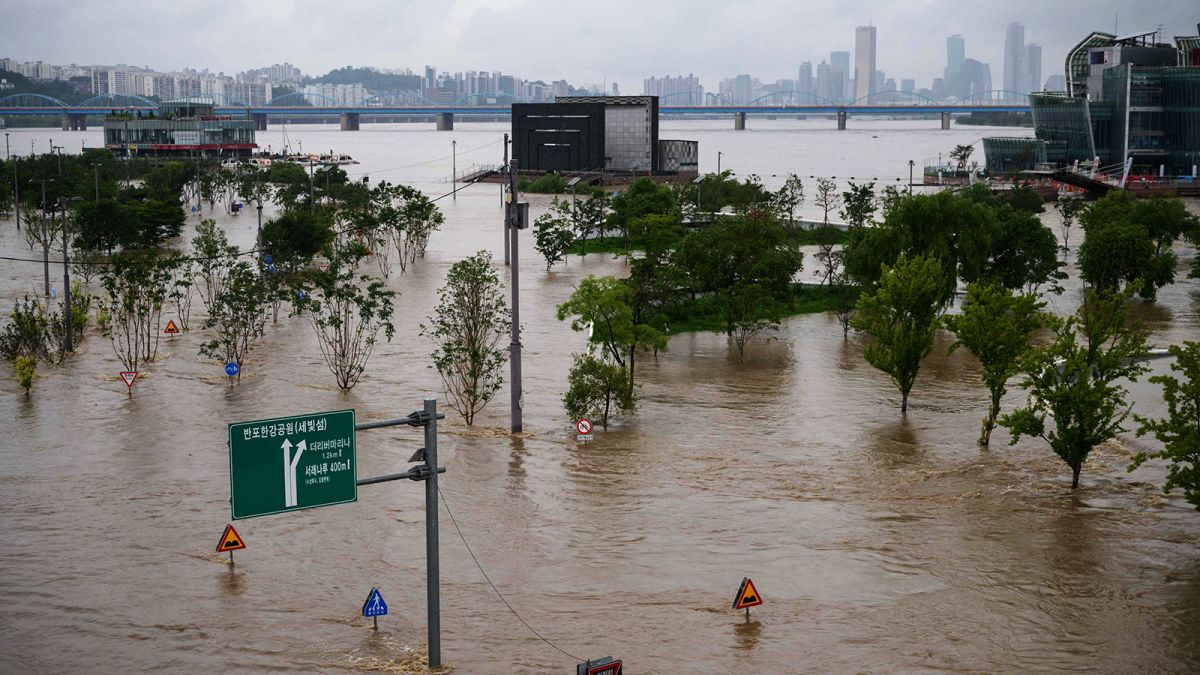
<box><xmin>228</xmin><ymin>409</ymin><xmax>357</xmax><ymax>519</ymax></box>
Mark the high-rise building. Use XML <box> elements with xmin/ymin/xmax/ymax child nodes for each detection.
<box><xmin>901</xmin><ymin>78</ymin><xmax>916</xmax><ymax>92</ymax></box>
<box><xmin>643</xmin><ymin>74</ymin><xmax>702</xmax><ymax>106</ymax></box>
<box><xmin>424</xmin><ymin>66</ymin><xmax>437</xmax><ymax>90</ymax></box>
<box><xmin>946</xmin><ymin>34</ymin><xmax>966</xmax><ymax>98</ymax></box>
<box><xmin>1004</xmin><ymin>22</ymin><xmax>1025</xmax><ymax>96</ymax></box>
<box><xmin>816</xmin><ymin>61</ymin><xmax>832</xmax><ymax>100</ymax></box>
<box><xmin>1025</xmin><ymin>44</ymin><xmax>1042</xmax><ymax>93</ymax></box>
<box><xmin>830</xmin><ymin>51</ymin><xmax>851</xmax><ymax>101</ymax></box>
<box><xmin>855</xmin><ymin>25</ymin><xmax>877</xmax><ymax>102</ymax></box>
<box><xmin>797</xmin><ymin>61</ymin><xmax>813</xmax><ymax>97</ymax></box>
<box><xmin>733</xmin><ymin>74</ymin><xmax>754</xmax><ymax>105</ymax></box>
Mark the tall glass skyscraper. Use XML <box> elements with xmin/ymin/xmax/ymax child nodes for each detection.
<box><xmin>854</xmin><ymin>25</ymin><xmax>877</xmax><ymax>102</ymax></box>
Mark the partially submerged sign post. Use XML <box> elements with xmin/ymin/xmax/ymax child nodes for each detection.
<box><xmin>227</xmin><ymin>399</ymin><xmax>446</xmax><ymax>667</ymax></box>
<box><xmin>362</xmin><ymin>587</ymin><xmax>388</xmax><ymax>630</ymax></box>
<box><xmin>163</xmin><ymin>319</ymin><xmax>180</xmax><ymax>335</ymax></box>
<box><xmin>119</xmin><ymin>371</ymin><xmax>138</xmax><ymax>389</ymax></box>
<box><xmin>215</xmin><ymin>524</ymin><xmax>246</xmax><ymax>564</ymax></box>
<box><xmin>732</xmin><ymin>577</ymin><xmax>763</xmax><ymax>619</ymax></box>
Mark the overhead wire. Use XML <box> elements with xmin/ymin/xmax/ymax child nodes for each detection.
<box><xmin>436</xmin><ymin>484</ymin><xmax>584</xmax><ymax>662</ymax></box>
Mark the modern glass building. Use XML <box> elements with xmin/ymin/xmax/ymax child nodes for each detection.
<box><xmin>985</xmin><ymin>28</ymin><xmax>1200</xmax><ymax>177</ymax></box>
<box><xmin>103</xmin><ymin>100</ymin><xmax>257</xmax><ymax>158</ymax></box>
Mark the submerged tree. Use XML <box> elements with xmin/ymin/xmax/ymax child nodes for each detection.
<box><xmin>422</xmin><ymin>251</ymin><xmax>510</xmax><ymax>426</ymax></box>
<box><xmin>533</xmin><ymin>204</ymin><xmax>575</xmax><ymax>271</ymax></box>
<box><xmin>1001</xmin><ymin>288</ymin><xmax>1149</xmax><ymax>489</ymax></box>
<box><xmin>191</xmin><ymin>219</ymin><xmax>238</xmax><ymax>315</ymax></box>
<box><xmin>943</xmin><ymin>281</ymin><xmax>1044</xmax><ymax>446</ymax></box>
<box><xmin>851</xmin><ymin>254</ymin><xmax>945</xmax><ymax>413</ymax></box>
<box><xmin>1055</xmin><ymin>196</ymin><xmax>1085</xmax><ymax>251</ymax></box>
<box><xmin>100</xmin><ymin>251</ymin><xmax>174</xmax><ymax>372</ymax></box>
<box><xmin>1130</xmin><ymin>341</ymin><xmax>1200</xmax><ymax>509</ymax></box>
<box><xmin>294</xmin><ymin>242</ymin><xmax>396</xmax><ymax>391</ymax></box>
<box><xmin>563</xmin><ymin>353</ymin><xmax>636</xmax><ymax>429</ymax></box>
<box><xmin>198</xmin><ymin>261</ymin><xmax>268</xmax><ymax>381</ymax></box>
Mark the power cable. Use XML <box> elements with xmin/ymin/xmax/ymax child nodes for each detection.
<box><xmin>436</xmin><ymin>484</ymin><xmax>584</xmax><ymax>662</ymax></box>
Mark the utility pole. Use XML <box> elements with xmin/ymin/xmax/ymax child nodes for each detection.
<box><xmin>422</xmin><ymin>396</ymin><xmax>442</xmax><ymax>668</ymax></box>
<box><xmin>93</xmin><ymin>163</ymin><xmax>100</xmax><ymax>201</ymax></box>
<box><xmin>36</xmin><ymin>179</ymin><xmax>53</xmax><ymax>296</ymax></box>
<box><xmin>12</xmin><ymin>151</ymin><xmax>19</xmax><ymax>232</ymax></box>
<box><xmin>308</xmin><ymin>157</ymin><xmax>315</xmax><ymax>215</ymax></box>
<box><xmin>60</xmin><ymin>196</ymin><xmax>73</xmax><ymax>353</ymax></box>
<box><xmin>451</xmin><ymin>139</ymin><xmax>457</xmax><ymax>202</ymax></box>
<box><xmin>506</xmin><ymin>159</ymin><xmax>524</xmax><ymax>433</ymax></box>
<box><xmin>503</xmin><ymin>134</ymin><xmax>510</xmax><ymax>265</ymax></box>
<box><xmin>718</xmin><ymin>151</ymin><xmax>723</xmax><ymax>175</ymax></box>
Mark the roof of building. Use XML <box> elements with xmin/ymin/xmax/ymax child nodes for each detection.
<box><xmin>555</xmin><ymin>95</ymin><xmax>657</xmax><ymax>105</ymax></box>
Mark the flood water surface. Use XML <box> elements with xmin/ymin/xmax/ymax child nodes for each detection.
<box><xmin>2</xmin><ymin>121</ymin><xmax>1199</xmax><ymax>673</ymax></box>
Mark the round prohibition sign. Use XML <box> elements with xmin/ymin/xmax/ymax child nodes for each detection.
<box><xmin>575</xmin><ymin>418</ymin><xmax>593</xmax><ymax>435</ymax></box>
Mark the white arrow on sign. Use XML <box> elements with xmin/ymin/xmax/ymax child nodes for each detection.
<box><xmin>281</xmin><ymin>439</ymin><xmax>307</xmax><ymax>507</ymax></box>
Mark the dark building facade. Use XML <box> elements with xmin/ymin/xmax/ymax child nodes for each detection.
<box><xmin>103</xmin><ymin>99</ymin><xmax>257</xmax><ymax>158</ymax></box>
<box><xmin>510</xmin><ymin>101</ymin><xmax>605</xmax><ymax>173</ymax></box>
<box><xmin>511</xmin><ymin>95</ymin><xmax>690</xmax><ymax>176</ymax></box>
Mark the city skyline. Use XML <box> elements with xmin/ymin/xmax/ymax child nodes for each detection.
<box><xmin>1</xmin><ymin>0</ymin><xmax>1196</xmax><ymax>96</ymax></box>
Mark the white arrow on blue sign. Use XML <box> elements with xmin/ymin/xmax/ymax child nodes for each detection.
<box><xmin>225</xmin><ymin>362</ymin><xmax>240</xmax><ymax>377</ymax></box>
<box><xmin>362</xmin><ymin>588</ymin><xmax>388</xmax><ymax>618</ymax></box>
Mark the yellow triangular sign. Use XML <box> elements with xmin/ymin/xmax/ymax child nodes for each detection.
<box><xmin>164</xmin><ymin>320</ymin><xmax>180</xmax><ymax>335</ymax></box>
<box><xmin>216</xmin><ymin>524</ymin><xmax>246</xmax><ymax>552</ymax></box>
<box><xmin>732</xmin><ymin>577</ymin><xmax>763</xmax><ymax>610</ymax></box>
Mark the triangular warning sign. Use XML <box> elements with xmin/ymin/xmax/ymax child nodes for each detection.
<box><xmin>216</xmin><ymin>524</ymin><xmax>246</xmax><ymax>553</ymax></box>
<box><xmin>164</xmin><ymin>320</ymin><xmax>180</xmax><ymax>335</ymax></box>
<box><xmin>732</xmin><ymin>577</ymin><xmax>763</xmax><ymax>610</ymax></box>
<box><xmin>120</xmin><ymin>371</ymin><xmax>138</xmax><ymax>388</ymax></box>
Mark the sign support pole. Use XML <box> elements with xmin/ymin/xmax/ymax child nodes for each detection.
<box><xmin>423</xmin><ymin>396</ymin><xmax>442</xmax><ymax>669</ymax></box>
<box><xmin>507</xmin><ymin>160</ymin><xmax>523</xmax><ymax>433</ymax></box>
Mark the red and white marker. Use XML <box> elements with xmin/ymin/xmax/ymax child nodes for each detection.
<box><xmin>120</xmin><ymin>371</ymin><xmax>138</xmax><ymax>388</ymax></box>
<box><xmin>576</xmin><ymin>418</ymin><xmax>593</xmax><ymax>435</ymax></box>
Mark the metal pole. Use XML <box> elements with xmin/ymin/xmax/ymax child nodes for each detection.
<box><xmin>452</xmin><ymin>140</ymin><xmax>457</xmax><ymax>202</ymax></box>
<box><xmin>61</xmin><ymin>197</ymin><xmax>72</xmax><ymax>353</ymax></box>
<box><xmin>423</xmin><ymin>397</ymin><xmax>442</xmax><ymax>669</ymax></box>
<box><xmin>508</xmin><ymin>160</ymin><xmax>523</xmax><ymax>433</ymax></box>
<box><xmin>503</xmin><ymin>134</ymin><xmax>510</xmax><ymax>265</ymax></box>
<box><xmin>4</xmin><ymin>132</ymin><xmax>8</xmax><ymax>160</ymax></box>
<box><xmin>308</xmin><ymin>158</ymin><xmax>314</xmax><ymax>215</ymax></box>
<box><xmin>718</xmin><ymin>151</ymin><xmax>722</xmax><ymax>175</ymax></box>
<box><xmin>12</xmin><ymin>153</ymin><xmax>19</xmax><ymax>232</ymax></box>
<box><xmin>908</xmin><ymin>160</ymin><xmax>914</xmax><ymax>195</ymax></box>
<box><xmin>93</xmin><ymin>164</ymin><xmax>100</xmax><ymax>201</ymax></box>
<box><xmin>39</xmin><ymin>180</ymin><xmax>50</xmax><ymax>296</ymax></box>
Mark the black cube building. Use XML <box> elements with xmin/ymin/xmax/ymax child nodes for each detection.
<box><xmin>510</xmin><ymin>101</ymin><xmax>606</xmax><ymax>173</ymax></box>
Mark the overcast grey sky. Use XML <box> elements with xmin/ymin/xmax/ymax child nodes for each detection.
<box><xmin>2</xmin><ymin>0</ymin><xmax>1196</xmax><ymax>90</ymax></box>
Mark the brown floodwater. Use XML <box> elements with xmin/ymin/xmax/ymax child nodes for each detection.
<box><xmin>1</xmin><ymin>121</ymin><xmax>1199</xmax><ymax>673</ymax></box>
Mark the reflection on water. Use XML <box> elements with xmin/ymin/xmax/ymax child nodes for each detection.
<box><xmin>0</xmin><ymin>121</ymin><xmax>1199</xmax><ymax>672</ymax></box>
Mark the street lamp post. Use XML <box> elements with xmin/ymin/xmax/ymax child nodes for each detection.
<box><xmin>908</xmin><ymin>159</ymin><xmax>915</xmax><ymax>195</ymax></box>
<box><xmin>92</xmin><ymin>163</ymin><xmax>100</xmax><ymax>201</ymax></box>
<box><xmin>717</xmin><ymin>151</ymin><xmax>723</xmax><ymax>175</ymax></box>
<box><xmin>451</xmin><ymin>140</ymin><xmax>457</xmax><ymax>201</ymax></box>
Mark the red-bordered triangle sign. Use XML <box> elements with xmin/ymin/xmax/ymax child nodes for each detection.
<box><xmin>164</xmin><ymin>320</ymin><xmax>180</xmax><ymax>335</ymax></box>
<box><xmin>216</xmin><ymin>524</ymin><xmax>246</xmax><ymax>552</ymax></box>
<box><xmin>120</xmin><ymin>371</ymin><xmax>138</xmax><ymax>388</ymax></box>
<box><xmin>732</xmin><ymin>577</ymin><xmax>763</xmax><ymax>610</ymax></box>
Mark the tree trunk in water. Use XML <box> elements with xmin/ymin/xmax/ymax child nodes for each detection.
<box><xmin>901</xmin><ymin>391</ymin><xmax>909</xmax><ymax>414</ymax></box>
<box><xmin>1071</xmin><ymin>462</ymin><xmax>1081</xmax><ymax>490</ymax></box>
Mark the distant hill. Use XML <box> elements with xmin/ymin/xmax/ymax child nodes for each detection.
<box><xmin>1</xmin><ymin>69</ymin><xmax>92</xmax><ymax>104</ymax></box>
<box><xmin>306</xmin><ymin>67</ymin><xmax>423</xmax><ymax>92</ymax></box>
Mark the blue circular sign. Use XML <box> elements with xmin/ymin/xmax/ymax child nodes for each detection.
<box><xmin>262</xmin><ymin>254</ymin><xmax>273</xmax><ymax>264</ymax></box>
<box><xmin>225</xmin><ymin>362</ymin><xmax>239</xmax><ymax>377</ymax></box>
<box><xmin>297</xmin><ymin>290</ymin><xmax>307</xmax><ymax>300</ymax></box>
